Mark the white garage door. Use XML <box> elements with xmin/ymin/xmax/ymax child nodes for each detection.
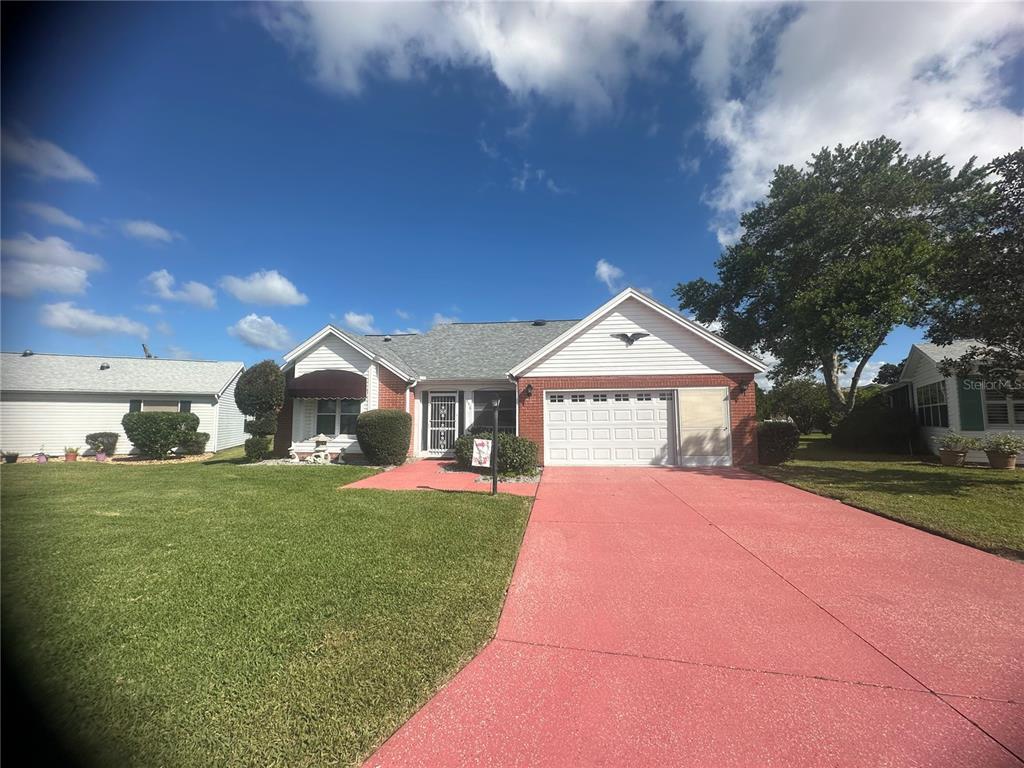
<box><xmin>544</xmin><ymin>390</ymin><xmax>676</xmax><ymax>466</ymax></box>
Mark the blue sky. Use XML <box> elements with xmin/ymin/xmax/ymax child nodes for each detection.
<box><xmin>2</xmin><ymin>2</ymin><xmax>1022</xmax><ymax>382</ymax></box>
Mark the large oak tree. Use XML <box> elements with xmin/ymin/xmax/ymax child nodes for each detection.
<box><xmin>676</xmin><ymin>137</ymin><xmax>983</xmax><ymax>417</ymax></box>
<box><xmin>926</xmin><ymin>148</ymin><xmax>1023</xmax><ymax>391</ymax></box>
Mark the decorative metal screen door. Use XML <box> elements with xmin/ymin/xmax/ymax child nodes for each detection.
<box><xmin>428</xmin><ymin>393</ymin><xmax>458</xmax><ymax>451</ymax></box>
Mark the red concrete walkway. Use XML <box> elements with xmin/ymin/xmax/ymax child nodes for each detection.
<box><xmin>365</xmin><ymin>467</ymin><xmax>1024</xmax><ymax>767</ymax></box>
<box><xmin>344</xmin><ymin>459</ymin><xmax>538</xmax><ymax>497</ymax></box>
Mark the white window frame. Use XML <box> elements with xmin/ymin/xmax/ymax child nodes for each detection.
<box><xmin>316</xmin><ymin>398</ymin><xmax>362</xmax><ymax>437</ymax></box>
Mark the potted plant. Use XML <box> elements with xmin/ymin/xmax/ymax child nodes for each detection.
<box><xmin>933</xmin><ymin>432</ymin><xmax>979</xmax><ymax>467</ymax></box>
<box><xmin>35</xmin><ymin>446</ymin><xmax>48</xmax><ymax>464</ymax></box>
<box><xmin>3</xmin><ymin>451</ymin><xmax>18</xmax><ymax>464</ymax></box>
<box><xmin>981</xmin><ymin>433</ymin><xmax>1024</xmax><ymax>470</ymax></box>
<box><xmin>64</xmin><ymin>446</ymin><xmax>80</xmax><ymax>462</ymax></box>
<box><xmin>85</xmin><ymin>432</ymin><xmax>118</xmax><ymax>462</ymax></box>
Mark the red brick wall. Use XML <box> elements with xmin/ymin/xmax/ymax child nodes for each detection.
<box><xmin>517</xmin><ymin>374</ymin><xmax>758</xmax><ymax>466</ymax></box>
<box><xmin>378</xmin><ymin>366</ymin><xmax>415</xmax><ymax>455</ymax></box>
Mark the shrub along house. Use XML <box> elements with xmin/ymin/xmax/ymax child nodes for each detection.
<box><xmin>276</xmin><ymin>288</ymin><xmax>766</xmax><ymax>467</ymax></box>
<box><xmin>0</xmin><ymin>352</ymin><xmax>246</xmax><ymax>456</ymax></box>
<box><xmin>883</xmin><ymin>340</ymin><xmax>1024</xmax><ymax>462</ymax></box>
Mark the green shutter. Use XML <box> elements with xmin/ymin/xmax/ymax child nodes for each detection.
<box><xmin>129</xmin><ymin>399</ymin><xmax>142</xmax><ymax>412</ymax></box>
<box><xmin>957</xmin><ymin>378</ymin><xmax>985</xmax><ymax>431</ymax></box>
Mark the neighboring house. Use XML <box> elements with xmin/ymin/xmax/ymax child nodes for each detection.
<box><xmin>276</xmin><ymin>288</ymin><xmax>766</xmax><ymax>467</ymax></box>
<box><xmin>0</xmin><ymin>352</ymin><xmax>246</xmax><ymax>455</ymax></box>
<box><xmin>884</xmin><ymin>340</ymin><xmax>1024</xmax><ymax>461</ymax></box>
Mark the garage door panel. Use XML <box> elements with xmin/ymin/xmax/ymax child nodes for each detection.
<box><xmin>549</xmin><ymin>411</ymin><xmax>566</xmax><ymax>422</ymax></box>
<box><xmin>570</xmin><ymin>411</ymin><xmax>588</xmax><ymax>422</ymax></box>
<box><xmin>570</xmin><ymin>428</ymin><xmax>589</xmax><ymax>440</ymax></box>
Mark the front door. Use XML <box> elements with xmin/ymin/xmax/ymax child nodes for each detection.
<box><xmin>428</xmin><ymin>392</ymin><xmax>458</xmax><ymax>452</ymax></box>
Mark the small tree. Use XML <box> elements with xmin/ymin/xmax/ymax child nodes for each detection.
<box><xmin>235</xmin><ymin>360</ymin><xmax>285</xmax><ymax>462</ymax></box>
<box><xmin>768</xmin><ymin>378</ymin><xmax>831</xmax><ymax>434</ymax></box>
<box><xmin>873</xmin><ymin>362</ymin><xmax>905</xmax><ymax>386</ymax></box>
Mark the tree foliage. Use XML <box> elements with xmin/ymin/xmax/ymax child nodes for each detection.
<box><xmin>675</xmin><ymin>136</ymin><xmax>985</xmax><ymax>417</ymax></box>
<box><xmin>925</xmin><ymin>148</ymin><xmax>1024</xmax><ymax>391</ymax></box>
<box><xmin>873</xmin><ymin>362</ymin><xmax>905</xmax><ymax>386</ymax></box>
<box><xmin>762</xmin><ymin>378</ymin><xmax>831</xmax><ymax>434</ymax></box>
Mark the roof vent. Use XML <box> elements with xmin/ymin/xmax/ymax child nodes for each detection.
<box><xmin>99</xmin><ymin>363</ymin><xmax>110</xmax><ymax>371</ymax></box>
<box><xmin>383</xmin><ymin>335</ymin><xmax>392</xmax><ymax>342</ymax></box>
<box><xmin>532</xmin><ymin>319</ymin><xmax>547</xmax><ymax>326</ymax></box>
<box><xmin>21</xmin><ymin>349</ymin><xmax>34</xmax><ymax>357</ymax></box>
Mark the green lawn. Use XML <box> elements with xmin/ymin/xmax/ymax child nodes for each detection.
<box><xmin>1</xmin><ymin>450</ymin><xmax>532</xmax><ymax>766</ymax></box>
<box><xmin>747</xmin><ymin>435</ymin><xmax>1024</xmax><ymax>557</ymax></box>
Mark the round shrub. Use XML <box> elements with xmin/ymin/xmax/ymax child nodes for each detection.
<box><xmin>758</xmin><ymin>421</ymin><xmax>801</xmax><ymax>465</ymax></box>
<box><xmin>244</xmin><ymin>435</ymin><xmax>272</xmax><ymax>462</ymax></box>
<box><xmin>356</xmin><ymin>409</ymin><xmax>411</xmax><ymax>465</ymax></box>
<box><xmin>454</xmin><ymin>432</ymin><xmax>538</xmax><ymax>476</ymax></box>
<box><xmin>244</xmin><ymin>412</ymin><xmax>279</xmax><ymax>436</ymax></box>
<box><xmin>122</xmin><ymin>412</ymin><xmax>200</xmax><ymax>459</ymax></box>
<box><xmin>235</xmin><ymin>361</ymin><xmax>285</xmax><ymax>435</ymax></box>
<box><xmin>179</xmin><ymin>431</ymin><xmax>210</xmax><ymax>455</ymax></box>
<box><xmin>85</xmin><ymin>431</ymin><xmax>119</xmax><ymax>455</ymax></box>
<box><xmin>831</xmin><ymin>398</ymin><xmax>918</xmax><ymax>453</ymax></box>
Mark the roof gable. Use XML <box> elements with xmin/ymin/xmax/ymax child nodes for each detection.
<box><xmin>282</xmin><ymin>326</ymin><xmax>414</xmax><ymax>381</ymax></box>
<box><xmin>508</xmin><ymin>288</ymin><xmax>767</xmax><ymax>376</ymax></box>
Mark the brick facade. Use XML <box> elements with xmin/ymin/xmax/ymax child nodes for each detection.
<box><xmin>516</xmin><ymin>373</ymin><xmax>758</xmax><ymax>466</ymax></box>
<box><xmin>378</xmin><ymin>366</ymin><xmax>415</xmax><ymax>455</ymax></box>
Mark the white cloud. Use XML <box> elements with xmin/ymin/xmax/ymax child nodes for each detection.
<box><xmin>260</xmin><ymin>2</ymin><xmax>683</xmax><ymax>120</ymax></box>
<box><xmin>145</xmin><ymin>269</ymin><xmax>216</xmax><ymax>309</ymax></box>
<box><xmin>478</xmin><ymin>138</ymin><xmax>500</xmax><ymax>159</ymax></box>
<box><xmin>220</xmin><ymin>269</ymin><xmax>308</xmax><ymax>306</ymax></box>
<box><xmin>18</xmin><ymin>202</ymin><xmax>88</xmax><ymax>232</ymax></box>
<box><xmin>40</xmin><ymin>302</ymin><xmax>148</xmax><ymax>338</ymax></box>
<box><xmin>1</xmin><ymin>234</ymin><xmax>103</xmax><ymax>270</ymax></box>
<box><xmin>392</xmin><ymin>327</ymin><xmax>421</xmax><ymax>335</ymax></box>
<box><xmin>2</xmin><ymin>129</ymin><xmax>98</xmax><ymax>183</ymax></box>
<box><xmin>395</xmin><ymin>308</ymin><xmax>411</xmax><ymax>320</ymax></box>
<box><xmin>228</xmin><ymin>313</ymin><xmax>293</xmax><ymax>350</ymax></box>
<box><xmin>120</xmin><ymin>219</ymin><xmax>180</xmax><ymax>243</ymax></box>
<box><xmin>344</xmin><ymin>311</ymin><xmax>379</xmax><ymax>334</ymax></box>
<box><xmin>594</xmin><ymin>258</ymin><xmax>624</xmax><ymax>293</ymax></box>
<box><xmin>155</xmin><ymin>321</ymin><xmax>173</xmax><ymax>336</ymax></box>
<box><xmin>2</xmin><ymin>262</ymin><xmax>89</xmax><ymax>297</ymax></box>
<box><xmin>141</xmin><ymin>304</ymin><xmax>163</xmax><ymax>314</ymax></box>
<box><xmin>511</xmin><ymin>162</ymin><xmax>566</xmax><ymax>194</ymax></box>
<box><xmin>679</xmin><ymin>3</ymin><xmax>1024</xmax><ymax>245</ymax></box>
<box><xmin>432</xmin><ymin>312</ymin><xmax>459</xmax><ymax>327</ymax></box>
<box><xmin>1</xmin><ymin>234</ymin><xmax>104</xmax><ymax>296</ymax></box>
<box><xmin>637</xmin><ymin>286</ymin><xmax>654</xmax><ymax>297</ymax></box>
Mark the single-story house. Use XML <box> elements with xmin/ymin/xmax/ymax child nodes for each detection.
<box><xmin>884</xmin><ymin>340</ymin><xmax>1024</xmax><ymax>461</ymax></box>
<box><xmin>276</xmin><ymin>288</ymin><xmax>766</xmax><ymax>467</ymax></box>
<box><xmin>0</xmin><ymin>352</ymin><xmax>246</xmax><ymax>456</ymax></box>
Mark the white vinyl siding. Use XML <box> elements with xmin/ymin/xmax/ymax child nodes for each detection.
<box><xmin>213</xmin><ymin>369</ymin><xmax>246</xmax><ymax>451</ymax></box>
<box><xmin>526</xmin><ymin>298</ymin><xmax>749</xmax><ymax>377</ymax></box>
<box><xmin>0</xmin><ymin>392</ymin><xmax>217</xmax><ymax>455</ymax></box>
<box><xmin>294</xmin><ymin>335</ymin><xmax>373</xmax><ymax>378</ymax></box>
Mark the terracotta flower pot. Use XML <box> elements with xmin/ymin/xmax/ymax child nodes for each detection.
<box><xmin>65</xmin><ymin>453</ymin><xmax>78</xmax><ymax>462</ymax></box>
<box><xmin>985</xmin><ymin>451</ymin><xmax>1017</xmax><ymax>470</ymax></box>
<box><xmin>939</xmin><ymin>449</ymin><xmax>968</xmax><ymax>467</ymax></box>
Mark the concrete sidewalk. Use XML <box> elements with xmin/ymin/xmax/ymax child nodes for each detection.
<box><xmin>364</xmin><ymin>467</ymin><xmax>1024</xmax><ymax>767</ymax></box>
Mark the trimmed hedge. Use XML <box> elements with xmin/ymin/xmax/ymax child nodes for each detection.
<box><xmin>85</xmin><ymin>431</ymin><xmax>119</xmax><ymax>455</ymax></box>
<box><xmin>757</xmin><ymin>421</ymin><xmax>801</xmax><ymax>465</ymax></box>
<box><xmin>244</xmin><ymin>436</ymin><xmax>272</xmax><ymax>463</ymax></box>
<box><xmin>454</xmin><ymin>432</ymin><xmax>539</xmax><ymax>477</ymax></box>
<box><xmin>831</xmin><ymin>398</ymin><xmax>918</xmax><ymax>453</ymax></box>
<box><xmin>235</xmin><ymin>361</ymin><xmax>285</xmax><ymax>420</ymax></box>
<box><xmin>179</xmin><ymin>432</ymin><xmax>210</xmax><ymax>455</ymax></box>
<box><xmin>121</xmin><ymin>412</ymin><xmax>200</xmax><ymax>459</ymax></box>
<box><xmin>355</xmin><ymin>409</ymin><xmax>411</xmax><ymax>465</ymax></box>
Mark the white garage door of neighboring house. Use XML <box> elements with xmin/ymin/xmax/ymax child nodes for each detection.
<box><xmin>543</xmin><ymin>387</ymin><xmax>731</xmax><ymax>467</ymax></box>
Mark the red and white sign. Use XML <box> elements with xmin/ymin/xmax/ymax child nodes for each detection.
<box><xmin>472</xmin><ymin>438</ymin><xmax>492</xmax><ymax>467</ymax></box>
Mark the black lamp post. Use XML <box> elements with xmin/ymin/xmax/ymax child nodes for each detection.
<box><xmin>491</xmin><ymin>397</ymin><xmax>500</xmax><ymax>496</ymax></box>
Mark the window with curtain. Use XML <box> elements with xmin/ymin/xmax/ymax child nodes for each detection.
<box><xmin>472</xmin><ymin>390</ymin><xmax>515</xmax><ymax>433</ymax></box>
<box><xmin>915</xmin><ymin>381</ymin><xmax>948</xmax><ymax>427</ymax></box>
<box><xmin>316</xmin><ymin>399</ymin><xmax>362</xmax><ymax>436</ymax></box>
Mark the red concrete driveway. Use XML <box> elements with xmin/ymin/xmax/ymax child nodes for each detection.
<box><xmin>365</xmin><ymin>467</ymin><xmax>1024</xmax><ymax>767</ymax></box>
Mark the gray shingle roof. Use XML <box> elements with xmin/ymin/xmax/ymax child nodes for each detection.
<box><xmin>350</xmin><ymin>320</ymin><xmax>579</xmax><ymax>380</ymax></box>
<box><xmin>913</xmin><ymin>340</ymin><xmax>986</xmax><ymax>363</ymax></box>
<box><xmin>1</xmin><ymin>353</ymin><xmax>243</xmax><ymax>395</ymax></box>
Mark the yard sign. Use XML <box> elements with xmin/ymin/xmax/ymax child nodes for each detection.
<box><xmin>472</xmin><ymin>438</ymin><xmax>492</xmax><ymax>467</ymax></box>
